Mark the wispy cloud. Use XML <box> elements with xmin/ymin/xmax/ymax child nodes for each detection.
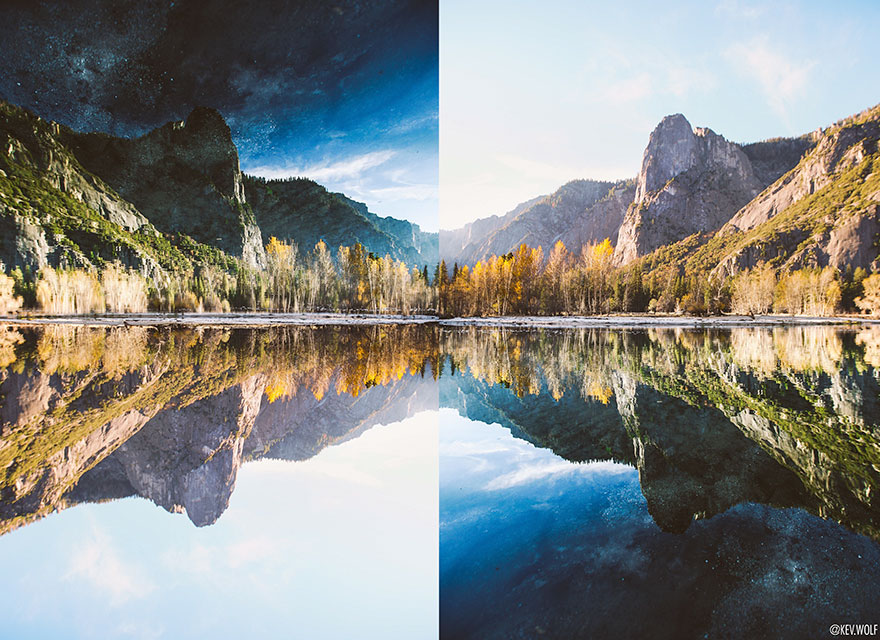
<box><xmin>600</xmin><ymin>72</ymin><xmax>654</xmax><ymax>105</ymax></box>
<box><xmin>715</xmin><ymin>0</ymin><xmax>767</xmax><ymax>19</ymax></box>
<box><xmin>384</xmin><ymin>111</ymin><xmax>439</xmax><ymax>136</ymax></box>
<box><xmin>361</xmin><ymin>183</ymin><xmax>438</xmax><ymax>202</ymax></box>
<box><xmin>485</xmin><ymin>460</ymin><xmax>579</xmax><ymax>490</ymax></box>
<box><xmin>725</xmin><ymin>36</ymin><xmax>815</xmax><ymax>118</ymax></box>
<box><xmin>580</xmin><ymin>38</ymin><xmax>717</xmax><ymax>108</ymax></box>
<box><xmin>250</xmin><ymin>150</ymin><xmax>397</xmax><ymax>182</ymax></box>
<box><xmin>65</xmin><ymin>529</ymin><xmax>155</xmax><ymax>606</ymax></box>
<box><xmin>484</xmin><ymin>459</ymin><xmax>629</xmax><ymax>491</ymax></box>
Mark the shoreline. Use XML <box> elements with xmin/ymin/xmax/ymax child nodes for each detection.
<box><xmin>439</xmin><ymin>314</ymin><xmax>880</xmax><ymax>328</ymax></box>
<box><xmin>0</xmin><ymin>312</ymin><xmax>439</xmax><ymax>327</ymax></box>
<box><xmin>1</xmin><ymin>312</ymin><xmax>877</xmax><ymax>329</ymax></box>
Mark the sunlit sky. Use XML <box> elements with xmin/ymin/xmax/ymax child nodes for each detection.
<box><xmin>0</xmin><ymin>413</ymin><xmax>438</xmax><ymax>640</ymax></box>
<box><xmin>440</xmin><ymin>0</ymin><xmax>880</xmax><ymax>229</ymax></box>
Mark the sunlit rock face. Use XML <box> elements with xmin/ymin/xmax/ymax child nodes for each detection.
<box><xmin>715</xmin><ymin>113</ymin><xmax>880</xmax><ymax>274</ymax></box>
<box><xmin>0</xmin><ymin>324</ymin><xmax>439</xmax><ymax>533</ymax></box>
<box><xmin>614</xmin><ymin>114</ymin><xmax>763</xmax><ymax>265</ymax></box>
<box><xmin>442</xmin><ymin>326</ymin><xmax>880</xmax><ymax>539</ymax></box>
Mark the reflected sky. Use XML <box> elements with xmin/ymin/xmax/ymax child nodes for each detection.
<box><xmin>439</xmin><ymin>406</ymin><xmax>880</xmax><ymax>640</ymax></box>
<box><xmin>0</xmin><ymin>412</ymin><xmax>439</xmax><ymax>640</ymax></box>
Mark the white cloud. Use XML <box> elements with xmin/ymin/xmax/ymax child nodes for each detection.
<box><xmin>365</xmin><ymin>183</ymin><xmax>438</xmax><ymax>202</ymax></box>
<box><xmin>484</xmin><ymin>460</ymin><xmax>577</xmax><ymax>490</ymax></box>
<box><xmin>65</xmin><ymin>530</ymin><xmax>155</xmax><ymax>606</ymax></box>
<box><xmin>440</xmin><ymin>439</ymin><xmax>519</xmax><ymax>457</ymax></box>
<box><xmin>725</xmin><ymin>36</ymin><xmax>816</xmax><ymax>118</ymax></box>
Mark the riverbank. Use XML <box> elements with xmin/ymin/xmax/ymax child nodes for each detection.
<box><xmin>0</xmin><ymin>312</ymin><xmax>438</xmax><ymax>327</ymax></box>
<box><xmin>439</xmin><ymin>314</ymin><xmax>879</xmax><ymax>328</ymax></box>
<box><xmin>2</xmin><ymin>312</ymin><xmax>877</xmax><ymax>329</ymax></box>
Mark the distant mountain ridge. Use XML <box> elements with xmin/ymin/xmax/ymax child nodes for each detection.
<box><xmin>441</xmin><ymin>105</ymin><xmax>880</xmax><ymax>276</ymax></box>
<box><xmin>0</xmin><ymin>100</ymin><xmax>437</xmax><ymax>281</ymax></box>
<box><xmin>440</xmin><ymin>179</ymin><xmax>633</xmax><ymax>266</ymax></box>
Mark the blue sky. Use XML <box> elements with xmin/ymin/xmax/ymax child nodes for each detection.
<box><xmin>441</xmin><ymin>0</ymin><xmax>880</xmax><ymax>228</ymax></box>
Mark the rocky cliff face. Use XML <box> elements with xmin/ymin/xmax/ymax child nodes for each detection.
<box><xmin>249</xmin><ymin>369</ymin><xmax>437</xmax><ymax>462</ymax></box>
<box><xmin>59</xmin><ymin>368</ymin><xmax>436</xmax><ymax>528</ymax></box>
<box><xmin>64</xmin><ymin>106</ymin><xmax>265</xmax><ymax>267</ymax></box>
<box><xmin>439</xmin><ymin>195</ymin><xmax>544</xmax><ymax>266</ymax></box>
<box><xmin>613</xmin><ymin>114</ymin><xmax>765</xmax><ymax>265</ymax></box>
<box><xmin>441</xmin><ymin>327</ymin><xmax>880</xmax><ymax>538</ymax></box>
<box><xmin>441</xmin><ymin>112</ymin><xmax>817</xmax><ymax>269</ymax></box>
<box><xmin>611</xmin><ymin>370</ymin><xmax>811</xmax><ymax>533</ymax></box>
<box><xmin>0</xmin><ymin>101</ymin><xmax>170</xmax><ymax>276</ymax></box>
<box><xmin>107</xmin><ymin>375</ymin><xmax>265</xmax><ymax>526</ymax></box>
<box><xmin>443</xmin><ymin>368</ymin><xmax>811</xmax><ymax>534</ymax></box>
<box><xmin>0</xmin><ymin>335</ymin><xmax>173</xmax><ymax>533</ymax></box>
<box><xmin>0</xmin><ymin>100</ymin><xmax>435</xmax><ymax>277</ymax></box>
<box><xmin>710</xmin><ymin>107</ymin><xmax>880</xmax><ymax>275</ymax></box>
<box><xmin>0</xmin><ymin>324</ymin><xmax>440</xmax><ymax>533</ymax></box>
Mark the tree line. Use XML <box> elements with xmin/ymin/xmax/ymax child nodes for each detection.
<box><xmin>5</xmin><ymin>236</ymin><xmax>880</xmax><ymax>317</ymax></box>
<box><xmin>2</xmin><ymin>238</ymin><xmax>437</xmax><ymax>315</ymax></box>
<box><xmin>435</xmin><ymin>239</ymin><xmax>880</xmax><ymax>317</ymax></box>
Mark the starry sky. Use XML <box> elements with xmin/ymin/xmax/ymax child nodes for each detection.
<box><xmin>0</xmin><ymin>0</ymin><xmax>439</xmax><ymax>230</ymax></box>
<box><xmin>441</xmin><ymin>0</ymin><xmax>880</xmax><ymax>229</ymax></box>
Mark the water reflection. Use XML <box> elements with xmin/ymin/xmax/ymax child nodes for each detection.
<box><xmin>442</xmin><ymin>326</ymin><xmax>880</xmax><ymax>538</ymax></box>
<box><xmin>0</xmin><ymin>324</ymin><xmax>438</xmax><ymax>534</ymax></box>
<box><xmin>440</xmin><ymin>326</ymin><xmax>880</xmax><ymax>639</ymax></box>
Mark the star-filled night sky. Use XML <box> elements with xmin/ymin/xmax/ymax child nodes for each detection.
<box><xmin>0</xmin><ymin>0</ymin><xmax>438</xmax><ymax>229</ymax></box>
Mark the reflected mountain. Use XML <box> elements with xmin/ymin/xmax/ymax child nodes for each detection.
<box><xmin>0</xmin><ymin>324</ymin><xmax>438</xmax><ymax>533</ymax></box>
<box><xmin>441</xmin><ymin>326</ymin><xmax>880</xmax><ymax>540</ymax></box>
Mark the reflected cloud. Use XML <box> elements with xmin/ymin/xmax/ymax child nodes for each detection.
<box><xmin>65</xmin><ymin>528</ymin><xmax>155</xmax><ymax>606</ymax></box>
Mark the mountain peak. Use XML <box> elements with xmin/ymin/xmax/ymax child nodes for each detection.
<box><xmin>636</xmin><ymin>113</ymin><xmax>698</xmax><ymax>200</ymax></box>
<box><xmin>183</xmin><ymin>106</ymin><xmax>231</xmax><ymax>138</ymax></box>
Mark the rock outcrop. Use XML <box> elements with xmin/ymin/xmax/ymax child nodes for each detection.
<box><xmin>613</xmin><ymin>114</ymin><xmax>764</xmax><ymax>265</ymax></box>
<box><xmin>64</xmin><ymin>106</ymin><xmax>265</xmax><ymax>267</ymax></box>
<box><xmin>441</xmin><ymin>327</ymin><xmax>880</xmax><ymax>539</ymax></box>
<box><xmin>440</xmin><ymin>113</ymin><xmax>817</xmax><ymax>269</ymax></box>
<box><xmin>0</xmin><ymin>324</ymin><xmax>440</xmax><ymax>533</ymax></box>
<box><xmin>0</xmin><ymin>101</ymin><xmax>167</xmax><ymax>275</ymax></box>
<box><xmin>439</xmin><ymin>195</ymin><xmax>544</xmax><ymax>266</ymax></box>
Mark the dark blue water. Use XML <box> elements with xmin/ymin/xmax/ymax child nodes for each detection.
<box><xmin>439</xmin><ymin>327</ymin><xmax>880</xmax><ymax>639</ymax></box>
<box><xmin>440</xmin><ymin>410</ymin><xmax>880</xmax><ymax>639</ymax></box>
